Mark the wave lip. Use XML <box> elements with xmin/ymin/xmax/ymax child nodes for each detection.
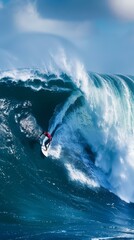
<box><xmin>0</xmin><ymin>68</ymin><xmax>76</xmax><ymax>92</ymax></box>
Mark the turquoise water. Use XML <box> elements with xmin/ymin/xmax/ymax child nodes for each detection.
<box><xmin>0</xmin><ymin>69</ymin><xmax>134</xmax><ymax>239</ymax></box>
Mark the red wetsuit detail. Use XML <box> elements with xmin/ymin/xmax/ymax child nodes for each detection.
<box><xmin>44</xmin><ymin>132</ymin><xmax>52</xmax><ymax>141</ymax></box>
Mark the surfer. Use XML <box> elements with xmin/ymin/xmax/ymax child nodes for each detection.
<box><xmin>39</xmin><ymin>131</ymin><xmax>52</xmax><ymax>150</ymax></box>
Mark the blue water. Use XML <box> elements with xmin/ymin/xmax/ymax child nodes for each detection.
<box><xmin>0</xmin><ymin>66</ymin><xmax>134</xmax><ymax>240</ymax></box>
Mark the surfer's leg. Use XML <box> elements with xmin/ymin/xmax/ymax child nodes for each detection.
<box><xmin>45</xmin><ymin>139</ymin><xmax>50</xmax><ymax>150</ymax></box>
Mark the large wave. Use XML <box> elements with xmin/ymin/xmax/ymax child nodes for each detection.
<box><xmin>0</xmin><ymin>62</ymin><xmax>134</xmax><ymax>205</ymax></box>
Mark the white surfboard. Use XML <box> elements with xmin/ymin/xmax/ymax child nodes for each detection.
<box><xmin>41</xmin><ymin>137</ymin><xmax>50</xmax><ymax>157</ymax></box>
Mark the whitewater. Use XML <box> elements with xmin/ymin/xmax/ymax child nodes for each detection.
<box><xmin>0</xmin><ymin>61</ymin><xmax>134</xmax><ymax>239</ymax></box>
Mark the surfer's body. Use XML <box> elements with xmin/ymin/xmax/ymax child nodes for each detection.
<box><xmin>40</xmin><ymin>131</ymin><xmax>52</xmax><ymax>150</ymax></box>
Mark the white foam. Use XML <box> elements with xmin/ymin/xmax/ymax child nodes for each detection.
<box><xmin>19</xmin><ymin>114</ymin><xmax>41</xmax><ymax>138</ymax></box>
<box><xmin>48</xmin><ymin>145</ymin><xmax>62</xmax><ymax>159</ymax></box>
<box><xmin>89</xmin><ymin>74</ymin><xmax>134</xmax><ymax>203</ymax></box>
<box><xmin>50</xmin><ymin>48</ymin><xmax>90</xmax><ymax>99</ymax></box>
<box><xmin>65</xmin><ymin>163</ymin><xmax>99</xmax><ymax>188</ymax></box>
<box><xmin>0</xmin><ymin>68</ymin><xmax>46</xmax><ymax>82</ymax></box>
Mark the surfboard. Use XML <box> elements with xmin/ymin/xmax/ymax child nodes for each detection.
<box><xmin>41</xmin><ymin>137</ymin><xmax>50</xmax><ymax>157</ymax></box>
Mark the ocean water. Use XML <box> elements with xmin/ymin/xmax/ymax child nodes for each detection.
<box><xmin>0</xmin><ymin>67</ymin><xmax>134</xmax><ymax>240</ymax></box>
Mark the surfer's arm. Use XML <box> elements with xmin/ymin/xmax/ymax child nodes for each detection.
<box><xmin>38</xmin><ymin>132</ymin><xmax>45</xmax><ymax>139</ymax></box>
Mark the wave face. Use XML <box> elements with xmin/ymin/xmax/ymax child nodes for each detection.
<box><xmin>0</xmin><ymin>67</ymin><xmax>134</xmax><ymax>239</ymax></box>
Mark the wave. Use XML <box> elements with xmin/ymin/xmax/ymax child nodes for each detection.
<box><xmin>0</xmin><ymin>67</ymin><xmax>134</xmax><ymax>206</ymax></box>
<box><xmin>0</xmin><ymin>66</ymin><xmax>134</xmax><ymax>239</ymax></box>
